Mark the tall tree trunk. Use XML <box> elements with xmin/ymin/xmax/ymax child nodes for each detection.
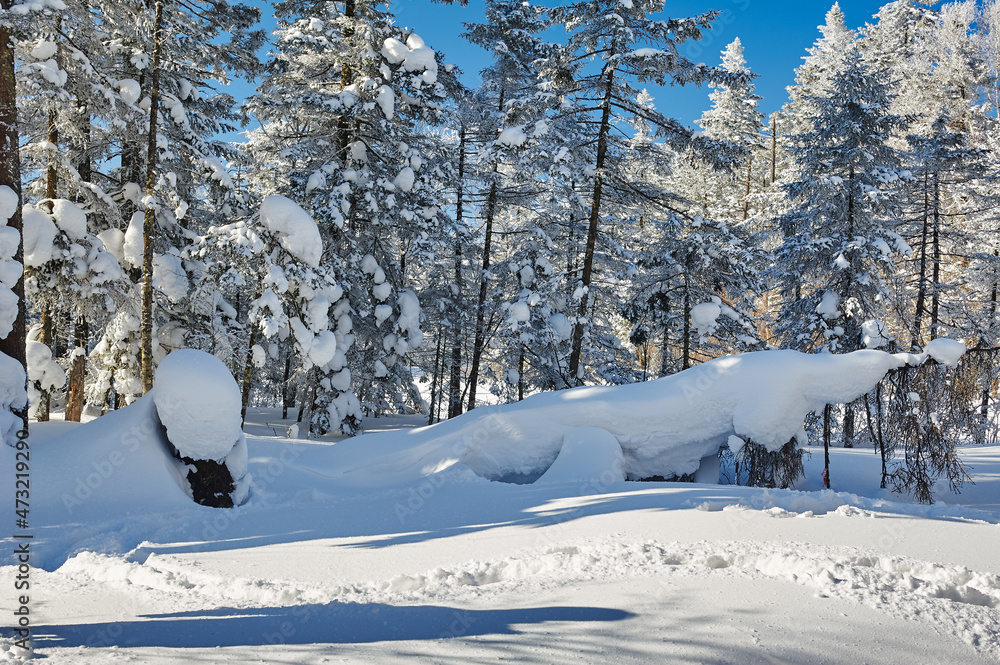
<box><xmin>337</xmin><ymin>0</ymin><xmax>355</xmax><ymax>157</ymax></box>
<box><xmin>742</xmin><ymin>155</ymin><xmax>752</xmax><ymax>222</ymax></box>
<box><xmin>983</xmin><ymin>256</ymin><xmax>998</xmax><ymax>424</ymax></box>
<box><xmin>35</xmin><ymin>108</ymin><xmax>60</xmax><ymax>422</ymax></box>
<box><xmin>64</xmin><ymin>103</ymin><xmax>92</xmax><ymax>424</ymax></box>
<box><xmin>822</xmin><ymin>403</ymin><xmax>832</xmax><ymax>488</ymax></box>
<box><xmin>140</xmin><ymin>0</ymin><xmax>165</xmax><ymax>394</ymax></box>
<box><xmin>929</xmin><ymin>173</ymin><xmax>941</xmax><ymax>337</ymax></box>
<box><xmin>65</xmin><ymin>317</ymin><xmax>87</xmax><ymax>422</ymax></box>
<box><xmin>682</xmin><ymin>274</ymin><xmax>692</xmax><ymax>371</ymax></box>
<box><xmin>466</xmin><ymin>182</ymin><xmax>497</xmax><ymax>412</ymax></box>
<box><xmin>769</xmin><ymin>114</ymin><xmax>777</xmax><ymax>186</ymax></box>
<box><xmin>240</xmin><ymin>324</ymin><xmax>258</xmax><ymax>426</ymax></box>
<box><xmin>281</xmin><ymin>351</ymin><xmax>292</xmax><ymax>420</ymax></box>
<box><xmin>517</xmin><ymin>345</ymin><xmax>525</xmax><ymax>402</ymax></box>
<box><xmin>35</xmin><ymin>310</ymin><xmax>53</xmax><ymax>421</ymax></box>
<box><xmin>428</xmin><ymin>332</ymin><xmax>442</xmax><ymax>426</ymax></box>
<box><xmin>448</xmin><ymin>126</ymin><xmax>466</xmax><ymax>419</ymax></box>
<box><xmin>568</xmin><ymin>66</ymin><xmax>615</xmax><ymax>383</ymax></box>
<box><xmin>912</xmin><ymin>169</ymin><xmax>931</xmax><ymax>347</ymax></box>
<box><xmin>467</xmin><ymin>89</ymin><xmax>507</xmax><ymax>412</ymax></box>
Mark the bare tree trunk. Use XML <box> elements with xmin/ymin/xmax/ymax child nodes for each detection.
<box><xmin>281</xmin><ymin>352</ymin><xmax>292</xmax><ymax>420</ymax></box>
<box><xmin>240</xmin><ymin>324</ymin><xmax>257</xmax><ymax>426</ymax></box>
<box><xmin>65</xmin><ymin>317</ymin><xmax>87</xmax><ymax>422</ymax></box>
<box><xmin>769</xmin><ymin>114</ymin><xmax>777</xmax><ymax>186</ymax></box>
<box><xmin>569</xmin><ymin>67</ymin><xmax>616</xmax><ymax>383</ymax></box>
<box><xmin>140</xmin><ymin>0</ymin><xmax>165</xmax><ymax>394</ymax></box>
<box><xmin>929</xmin><ymin>173</ymin><xmax>941</xmax><ymax>337</ymax></box>
<box><xmin>983</xmin><ymin>260</ymin><xmax>998</xmax><ymax>423</ymax></box>
<box><xmin>36</xmin><ymin>310</ymin><xmax>53</xmax><ymax>421</ymax></box>
<box><xmin>843</xmin><ymin>401</ymin><xmax>854</xmax><ymax>448</ymax></box>
<box><xmin>448</xmin><ymin>126</ymin><xmax>466</xmax><ymax>419</ymax></box>
<box><xmin>428</xmin><ymin>332</ymin><xmax>442</xmax><ymax>426</ymax></box>
<box><xmin>466</xmin><ymin>178</ymin><xmax>496</xmax><ymax>412</ymax></box>
<box><xmin>742</xmin><ymin>155</ymin><xmax>752</xmax><ymax>222</ymax></box>
<box><xmin>823</xmin><ymin>403</ymin><xmax>832</xmax><ymax>488</ymax></box>
<box><xmin>36</xmin><ymin>109</ymin><xmax>60</xmax><ymax>422</ymax></box>
<box><xmin>682</xmin><ymin>275</ymin><xmax>691</xmax><ymax>371</ymax></box>
<box><xmin>912</xmin><ymin>169</ymin><xmax>931</xmax><ymax>347</ymax></box>
<box><xmin>65</xmin><ymin>101</ymin><xmax>92</xmax><ymax>424</ymax></box>
<box><xmin>517</xmin><ymin>345</ymin><xmax>525</xmax><ymax>402</ymax></box>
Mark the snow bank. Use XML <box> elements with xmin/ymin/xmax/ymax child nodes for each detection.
<box><xmin>327</xmin><ymin>348</ymin><xmax>941</xmax><ymax>485</ymax></box>
<box><xmin>259</xmin><ymin>195</ymin><xmax>322</xmax><ymax>268</ymax></box>
<box><xmin>152</xmin><ymin>349</ymin><xmax>242</xmax><ymax>462</ymax></box>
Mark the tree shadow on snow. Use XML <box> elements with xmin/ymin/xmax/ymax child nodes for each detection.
<box><xmin>34</xmin><ymin>602</ymin><xmax>634</xmax><ymax>649</ymax></box>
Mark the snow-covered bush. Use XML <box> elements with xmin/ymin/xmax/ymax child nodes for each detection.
<box><xmin>153</xmin><ymin>348</ymin><xmax>250</xmax><ymax>507</ymax></box>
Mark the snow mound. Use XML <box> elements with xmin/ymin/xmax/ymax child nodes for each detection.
<box><xmin>259</xmin><ymin>195</ymin><xmax>322</xmax><ymax>268</ymax></box>
<box><xmin>152</xmin><ymin>349</ymin><xmax>242</xmax><ymax>461</ymax></box>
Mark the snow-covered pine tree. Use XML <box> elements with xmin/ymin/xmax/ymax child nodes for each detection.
<box><xmin>773</xmin><ymin>46</ymin><xmax>909</xmax><ymax>355</ymax></box>
<box><xmin>540</xmin><ymin>0</ymin><xmax>748</xmax><ymax>384</ymax></box>
<box><xmin>247</xmin><ymin>0</ymin><xmax>455</xmax><ymax>426</ymax></box>
<box><xmin>780</xmin><ymin>3</ymin><xmax>856</xmax><ymax>140</ymax></box>
<box><xmin>690</xmin><ymin>38</ymin><xmax>765</xmax><ymax>225</ymax></box>
<box><xmin>458</xmin><ymin>0</ymin><xmax>564</xmax><ymax>408</ymax></box>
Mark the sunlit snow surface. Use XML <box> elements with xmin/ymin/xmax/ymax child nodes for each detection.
<box><xmin>3</xmin><ymin>359</ymin><xmax>1000</xmax><ymax>663</ymax></box>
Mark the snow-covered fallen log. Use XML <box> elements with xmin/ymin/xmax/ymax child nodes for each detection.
<box><xmin>330</xmin><ymin>342</ymin><xmax>967</xmax><ymax>485</ymax></box>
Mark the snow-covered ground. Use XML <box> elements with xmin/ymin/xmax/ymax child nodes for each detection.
<box><xmin>3</xmin><ymin>402</ymin><xmax>1000</xmax><ymax>664</ymax></box>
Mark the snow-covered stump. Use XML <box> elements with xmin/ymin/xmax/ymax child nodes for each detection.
<box><xmin>152</xmin><ymin>349</ymin><xmax>250</xmax><ymax>507</ymax></box>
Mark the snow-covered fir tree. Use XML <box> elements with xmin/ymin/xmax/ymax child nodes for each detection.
<box><xmin>246</xmin><ymin>0</ymin><xmax>452</xmax><ymax>429</ymax></box>
<box><xmin>772</xmin><ymin>47</ymin><xmax>910</xmax><ymax>354</ymax></box>
<box><xmin>539</xmin><ymin>0</ymin><xmax>749</xmax><ymax>384</ymax></box>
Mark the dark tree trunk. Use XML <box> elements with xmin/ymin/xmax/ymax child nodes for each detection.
<box><xmin>428</xmin><ymin>332</ymin><xmax>442</xmax><ymax>426</ymax></box>
<box><xmin>240</xmin><ymin>324</ymin><xmax>257</xmax><ymax>427</ymax></box>
<box><xmin>0</xmin><ymin>3</ymin><xmax>27</xmax><ymax>430</ymax></box>
<box><xmin>466</xmin><ymin>178</ymin><xmax>497</xmax><ymax>412</ymax></box>
<box><xmin>682</xmin><ymin>276</ymin><xmax>691</xmax><ymax>371</ymax></box>
<box><xmin>141</xmin><ymin>0</ymin><xmax>165</xmax><ymax>394</ymax></box>
<box><xmin>929</xmin><ymin>173</ymin><xmax>941</xmax><ymax>337</ymax></box>
<box><xmin>823</xmin><ymin>403</ymin><xmax>832</xmax><ymax>488</ymax></box>
<box><xmin>65</xmin><ymin>317</ymin><xmax>88</xmax><ymax>422</ymax></box>
<box><xmin>569</xmin><ymin>66</ymin><xmax>615</xmax><ymax>384</ymax></box>
<box><xmin>742</xmin><ymin>155</ymin><xmax>752</xmax><ymax>222</ymax></box>
<box><xmin>448</xmin><ymin>126</ymin><xmax>466</xmax><ymax>419</ymax></box>
<box><xmin>281</xmin><ymin>352</ymin><xmax>292</xmax><ymax>420</ymax></box>
<box><xmin>36</xmin><ymin>310</ymin><xmax>54</xmax><ymax>422</ymax></box>
<box><xmin>912</xmin><ymin>169</ymin><xmax>931</xmax><ymax>347</ymax></box>
<box><xmin>769</xmin><ymin>114</ymin><xmax>777</xmax><ymax>186</ymax></box>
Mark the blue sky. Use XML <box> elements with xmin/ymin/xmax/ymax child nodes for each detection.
<box><xmin>228</xmin><ymin>0</ymin><xmax>890</xmax><ymax>140</ymax></box>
